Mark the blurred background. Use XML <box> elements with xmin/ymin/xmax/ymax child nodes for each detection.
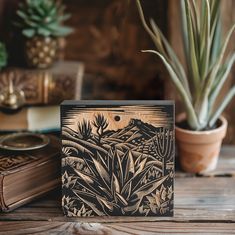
<box><xmin>0</xmin><ymin>0</ymin><xmax>234</xmax><ymax>144</ymax></box>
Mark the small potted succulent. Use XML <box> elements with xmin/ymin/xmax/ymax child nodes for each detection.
<box><xmin>0</xmin><ymin>42</ymin><xmax>7</xmax><ymax>70</ymax></box>
<box><xmin>136</xmin><ymin>0</ymin><xmax>235</xmax><ymax>173</ymax></box>
<box><xmin>14</xmin><ymin>0</ymin><xmax>73</xmax><ymax>69</ymax></box>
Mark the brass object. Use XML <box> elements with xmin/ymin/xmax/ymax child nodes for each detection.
<box><xmin>0</xmin><ymin>133</ymin><xmax>50</xmax><ymax>151</ymax></box>
<box><xmin>0</xmin><ymin>76</ymin><xmax>25</xmax><ymax>111</ymax></box>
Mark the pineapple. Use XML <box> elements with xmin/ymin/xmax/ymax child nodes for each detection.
<box><xmin>25</xmin><ymin>36</ymin><xmax>58</xmax><ymax>69</ymax></box>
<box><xmin>15</xmin><ymin>0</ymin><xmax>73</xmax><ymax>69</ymax></box>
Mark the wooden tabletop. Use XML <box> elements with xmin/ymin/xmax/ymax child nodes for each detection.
<box><xmin>0</xmin><ymin>146</ymin><xmax>235</xmax><ymax>235</ymax></box>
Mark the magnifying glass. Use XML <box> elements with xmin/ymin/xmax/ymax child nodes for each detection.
<box><xmin>0</xmin><ymin>133</ymin><xmax>50</xmax><ymax>151</ymax></box>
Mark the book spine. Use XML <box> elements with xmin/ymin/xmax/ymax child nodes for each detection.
<box><xmin>0</xmin><ymin>174</ymin><xmax>8</xmax><ymax>212</ymax></box>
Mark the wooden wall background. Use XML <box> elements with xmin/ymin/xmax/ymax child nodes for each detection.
<box><xmin>0</xmin><ymin>0</ymin><xmax>234</xmax><ymax>144</ymax></box>
<box><xmin>0</xmin><ymin>0</ymin><xmax>168</xmax><ymax>100</ymax></box>
<box><xmin>63</xmin><ymin>0</ymin><xmax>167</xmax><ymax>100</ymax></box>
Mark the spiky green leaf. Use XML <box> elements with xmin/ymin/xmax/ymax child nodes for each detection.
<box><xmin>15</xmin><ymin>0</ymin><xmax>73</xmax><ymax>37</ymax></box>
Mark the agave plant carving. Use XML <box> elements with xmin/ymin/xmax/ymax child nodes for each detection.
<box><xmin>136</xmin><ymin>0</ymin><xmax>235</xmax><ymax>130</ymax></box>
<box><xmin>62</xmin><ymin>109</ymin><xmax>174</xmax><ymax>216</ymax></box>
<box><xmin>77</xmin><ymin>120</ymin><xmax>92</xmax><ymax>141</ymax></box>
<box><xmin>93</xmin><ymin>114</ymin><xmax>109</xmax><ymax>143</ymax></box>
<box><xmin>63</xmin><ymin>148</ymin><xmax>169</xmax><ymax>216</ymax></box>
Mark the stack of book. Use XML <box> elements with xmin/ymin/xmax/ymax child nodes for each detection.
<box><xmin>0</xmin><ymin>61</ymin><xmax>84</xmax><ymax>212</ymax></box>
<box><xmin>0</xmin><ymin>61</ymin><xmax>84</xmax><ymax>132</ymax></box>
<box><xmin>0</xmin><ymin>135</ymin><xmax>60</xmax><ymax>212</ymax></box>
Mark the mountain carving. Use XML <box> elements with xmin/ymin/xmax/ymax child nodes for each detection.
<box><xmin>61</xmin><ymin>103</ymin><xmax>174</xmax><ymax>217</ymax></box>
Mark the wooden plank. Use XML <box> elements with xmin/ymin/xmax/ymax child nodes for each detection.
<box><xmin>1</xmin><ymin>178</ymin><xmax>234</xmax><ymax>222</ymax></box>
<box><xmin>0</xmin><ymin>221</ymin><xmax>234</xmax><ymax>235</ymax></box>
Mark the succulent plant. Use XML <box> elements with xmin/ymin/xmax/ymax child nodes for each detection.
<box><xmin>0</xmin><ymin>42</ymin><xmax>7</xmax><ymax>70</ymax></box>
<box><xmin>64</xmin><ymin>148</ymin><xmax>169</xmax><ymax>216</ymax></box>
<box><xmin>77</xmin><ymin>120</ymin><xmax>92</xmax><ymax>140</ymax></box>
<box><xmin>15</xmin><ymin>0</ymin><xmax>73</xmax><ymax>38</ymax></box>
<box><xmin>93</xmin><ymin>114</ymin><xmax>109</xmax><ymax>142</ymax></box>
<box><xmin>136</xmin><ymin>0</ymin><xmax>235</xmax><ymax>131</ymax></box>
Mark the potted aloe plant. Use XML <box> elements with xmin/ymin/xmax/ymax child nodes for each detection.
<box><xmin>136</xmin><ymin>0</ymin><xmax>235</xmax><ymax>173</ymax></box>
<box><xmin>14</xmin><ymin>0</ymin><xmax>73</xmax><ymax>69</ymax></box>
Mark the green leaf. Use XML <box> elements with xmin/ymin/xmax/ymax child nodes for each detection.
<box><xmin>210</xmin><ymin>17</ymin><xmax>221</xmax><ymax>67</ymax></box>
<box><xmin>35</xmin><ymin>4</ymin><xmax>47</xmax><ymax>16</ymax></box>
<box><xmin>135</xmin><ymin>0</ymin><xmax>161</xmax><ymax>51</ymax></box>
<box><xmin>29</xmin><ymin>14</ymin><xmax>42</xmax><ymax>22</ymax></box>
<box><xmin>142</xmin><ymin>49</ymin><xmax>199</xmax><ymax>130</ymax></box>
<box><xmin>0</xmin><ymin>42</ymin><xmax>7</xmax><ymax>69</ymax></box>
<box><xmin>58</xmin><ymin>14</ymin><xmax>71</xmax><ymax>22</ymax></box>
<box><xmin>210</xmin><ymin>0</ymin><xmax>220</xmax><ymax>27</ymax></box>
<box><xmin>184</xmin><ymin>0</ymin><xmax>200</xmax><ymax>92</ymax></box>
<box><xmin>209</xmin><ymin>86</ymin><xmax>235</xmax><ymax>127</ymax></box>
<box><xmin>46</xmin><ymin>22</ymin><xmax>61</xmax><ymax>31</ymax></box>
<box><xmin>15</xmin><ymin>0</ymin><xmax>73</xmax><ymax>38</ymax></box>
<box><xmin>52</xmin><ymin>26</ymin><xmax>73</xmax><ymax>37</ymax></box>
<box><xmin>16</xmin><ymin>10</ymin><xmax>28</xmax><ymax>19</ymax></box>
<box><xmin>24</xmin><ymin>19</ymin><xmax>38</xmax><ymax>28</ymax></box>
<box><xmin>204</xmin><ymin>23</ymin><xmax>235</xmax><ymax>98</ymax></box>
<box><xmin>181</xmin><ymin>0</ymin><xmax>189</xmax><ymax>64</ymax></box>
<box><xmin>150</xmin><ymin>19</ymin><xmax>191</xmax><ymax>100</ymax></box>
<box><xmin>199</xmin><ymin>0</ymin><xmax>211</xmax><ymax>80</ymax></box>
<box><xmin>37</xmin><ymin>27</ymin><xmax>51</xmax><ymax>37</ymax></box>
<box><xmin>22</xmin><ymin>28</ymin><xmax>36</xmax><ymax>38</ymax></box>
<box><xmin>209</xmin><ymin>53</ymin><xmax>235</xmax><ymax>114</ymax></box>
<box><xmin>191</xmin><ymin>0</ymin><xmax>200</xmax><ymax>34</ymax></box>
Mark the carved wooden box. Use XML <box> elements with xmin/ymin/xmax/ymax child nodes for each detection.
<box><xmin>61</xmin><ymin>101</ymin><xmax>174</xmax><ymax>217</ymax></box>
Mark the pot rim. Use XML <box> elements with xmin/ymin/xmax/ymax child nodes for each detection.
<box><xmin>175</xmin><ymin>115</ymin><xmax>227</xmax><ymax>136</ymax></box>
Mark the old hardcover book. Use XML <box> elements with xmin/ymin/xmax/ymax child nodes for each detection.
<box><xmin>61</xmin><ymin>101</ymin><xmax>175</xmax><ymax>217</ymax></box>
<box><xmin>0</xmin><ymin>135</ymin><xmax>60</xmax><ymax>212</ymax></box>
<box><xmin>0</xmin><ymin>61</ymin><xmax>84</xmax><ymax>105</ymax></box>
<box><xmin>0</xmin><ymin>106</ymin><xmax>59</xmax><ymax>133</ymax></box>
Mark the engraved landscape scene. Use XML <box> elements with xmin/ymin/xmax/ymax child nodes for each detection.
<box><xmin>62</xmin><ymin>105</ymin><xmax>174</xmax><ymax>216</ymax></box>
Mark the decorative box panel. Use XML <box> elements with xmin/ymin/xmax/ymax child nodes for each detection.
<box><xmin>61</xmin><ymin>101</ymin><xmax>174</xmax><ymax>217</ymax></box>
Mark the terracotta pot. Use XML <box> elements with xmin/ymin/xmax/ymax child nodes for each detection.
<box><xmin>175</xmin><ymin>115</ymin><xmax>227</xmax><ymax>173</ymax></box>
